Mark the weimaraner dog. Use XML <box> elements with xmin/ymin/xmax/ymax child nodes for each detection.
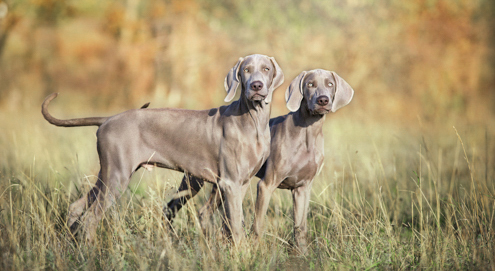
<box><xmin>164</xmin><ymin>69</ymin><xmax>354</xmax><ymax>253</ymax></box>
<box><xmin>41</xmin><ymin>54</ymin><xmax>284</xmax><ymax>244</ymax></box>
<box><xmin>252</xmin><ymin>69</ymin><xmax>354</xmax><ymax>254</ymax></box>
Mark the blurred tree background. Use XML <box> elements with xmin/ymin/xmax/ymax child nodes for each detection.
<box><xmin>0</xmin><ymin>0</ymin><xmax>494</xmax><ymax>124</ymax></box>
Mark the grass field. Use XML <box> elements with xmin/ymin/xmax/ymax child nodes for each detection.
<box><xmin>0</xmin><ymin>100</ymin><xmax>494</xmax><ymax>270</ymax></box>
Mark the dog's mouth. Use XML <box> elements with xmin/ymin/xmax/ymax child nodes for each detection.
<box><xmin>251</xmin><ymin>93</ymin><xmax>267</xmax><ymax>101</ymax></box>
<box><xmin>311</xmin><ymin>107</ymin><xmax>330</xmax><ymax>115</ymax></box>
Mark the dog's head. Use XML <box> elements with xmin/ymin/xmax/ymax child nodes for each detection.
<box><xmin>285</xmin><ymin>69</ymin><xmax>354</xmax><ymax>115</ymax></box>
<box><xmin>224</xmin><ymin>54</ymin><xmax>284</xmax><ymax>104</ymax></box>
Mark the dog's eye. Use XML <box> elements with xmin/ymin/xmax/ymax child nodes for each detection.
<box><xmin>308</xmin><ymin>83</ymin><xmax>313</xmax><ymax>87</ymax></box>
<box><xmin>264</xmin><ymin>68</ymin><xmax>270</xmax><ymax>71</ymax></box>
<box><xmin>328</xmin><ymin>82</ymin><xmax>333</xmax><ymax>87</ymax></box>
<box><xmin>244</xmin><ymin>68</ymin><xmax>249</xmax><ymax>73</ymax></box>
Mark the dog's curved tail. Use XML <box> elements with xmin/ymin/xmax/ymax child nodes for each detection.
<box><xmin>41</xmin><ymin>93</ymin><xmax>108</xmax><ymax>127</ymax></box>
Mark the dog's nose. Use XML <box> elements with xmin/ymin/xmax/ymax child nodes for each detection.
<box><xmin>250</xmin><ymin>81</ymin><xmax>264</xmax><ymax>91</ymax></box>
<box><xmin>316</xmin><ymin>95</ymin><xmax>329</xmax><ymax>106</ymax></box>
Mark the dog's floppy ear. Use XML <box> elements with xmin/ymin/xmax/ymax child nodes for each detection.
<box><xmin>224</xmin><ymin>57</ymin><xmax>245</xmax><ymax>102</ymax></box>
<box><xmin>330</xmin><ymin>72</ymin><xmax>354</xmax><ymax>112</ymax></box>
<box><xmin>285</xmin><ymin>71</ymin><xmax>307</xmax><ymax>112</ymax></box>
<box><xmin>265</xmin><ymin>56</ymin><xmax>284</xmax><ymax>104</ymax></box>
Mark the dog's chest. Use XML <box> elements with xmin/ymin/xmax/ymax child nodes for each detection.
<box><xmin>281</xmin><ymin>131</ymin><xmax>324</xmax><ymax>187</ymax></box>
<box><xmin>295</xmin><ymin>144</ymin><xmax>323</xmax><ymax>178</ymax></box>
<box><xmin>221</xmin><ymin>121</ymin><xmax>270</xmax><ymax>172</ymax></box>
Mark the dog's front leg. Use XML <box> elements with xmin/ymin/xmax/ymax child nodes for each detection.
<box><xmin>218</xmin><ymin>179</ymin><xmax>244</xmax><ymax>246</ymax></box>
<box><xmin>292</xmin><ymin>182</ymin><xmax>312</xmax><ymax>255</ymax></box>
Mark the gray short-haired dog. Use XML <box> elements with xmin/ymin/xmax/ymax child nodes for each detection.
<box><xmin>252</xmin><ymin>69</ymin><xmax>354</xmax><ymax>254</ymax></box>
<box><xmin>42</xmin><ymin>54</ymin><xmax>284</xmax><ymax>244</ymax></box>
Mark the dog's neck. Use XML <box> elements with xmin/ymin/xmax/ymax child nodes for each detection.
<box><xmin>237</xmin><ymin>87</ymin><xmax>272</xmax><ymax>130</ymax></box>
<box><xmin>293</xmin><ymin>99</ymin><xmax>326</xmax><ymax>130</ymax></box>
<box><xmin>291</xmin><ymin>99</ymin><xmax>326</xmax><ymax>151</ymax></box>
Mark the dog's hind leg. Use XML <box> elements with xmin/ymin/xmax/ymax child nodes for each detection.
<box><xmin>68</xmin><ymin>172</ymin><xmax>103</xmax><ymax>233</ymax></box>
<box><xmin>78</xmin><ymin>150</ymin><xmax>135</xmax><ymax>242</ymax></box>
<box><xmin>163</xmin><ymin>173</ymin><xmax>205</xmax><ymax>223</ymax></box>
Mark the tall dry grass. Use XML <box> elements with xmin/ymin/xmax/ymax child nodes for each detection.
<box><xmin>0</xmin><ymin>0</ymin><xmax>494</xmax><ymax>269</ymax></box>
<box><xmin>0</xmin><ymin>99</ymin><xmax>494</xmax><ymax>269</ymax></box>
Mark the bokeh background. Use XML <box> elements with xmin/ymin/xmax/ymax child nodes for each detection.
<box><xmin>1</xmin><ymin>0</ymin><xmax>494</xmax><ymax>121</ymax></box>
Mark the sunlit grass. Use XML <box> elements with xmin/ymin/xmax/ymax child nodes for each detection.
<box><xmin>0</xmin><ymin>104</ymin><xmax>493</xmax><ymax>270</ymax></box>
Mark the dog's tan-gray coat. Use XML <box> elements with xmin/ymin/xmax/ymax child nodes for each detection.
<box><xmin>42</xmin><ymin>54</ymin><xmax>284</xmax><ymax>244</ymax></box>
